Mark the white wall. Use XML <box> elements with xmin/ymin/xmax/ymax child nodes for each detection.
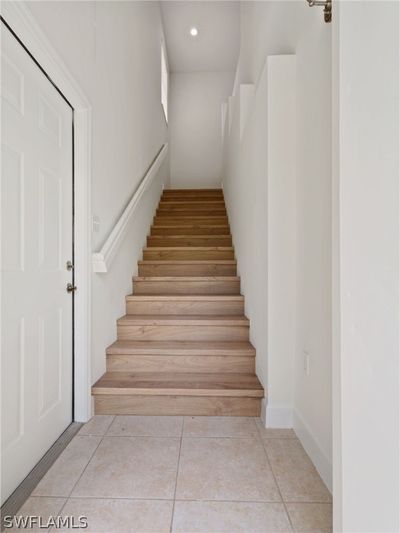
<box><xmin>222</xmin><ymin>1</ymin><xmax>332</xmax><ymax>489</ymax></box>
<box><xmin>332</xmin><ymin>1</ymin><xmax>400</xmax><ymax>531</ymax></box>
<box><xmin>169</xmin><ymin>71</ymin><xmax>234</xmax><ymax>188</ymax></box>
<box><xmin>266</xmin><ymin>56</ymin><xmax>296</xmax><ymax>428</ymax></box>
<box><xmin>14</xmin><ymin>1</ymin><xmax>168</xmax><ymax>384</ymax></box>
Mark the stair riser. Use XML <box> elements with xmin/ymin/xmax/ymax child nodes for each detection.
<box><xmin>160</xmin><ymin>198</ymin><xmax>225</xmax><ymax>204</ymax></box>
<box><xmin>107</xmin><ymin>354</ymin><xmax>255</xmax><ymax>373</ymax></box>
<box><xmin>154</xmin><ymin>217</ymin><xmax>228</xmax><ymax>225</ymax></box>
<box><xmin>151</xmin><ymin>226</ymin><xmax>231</xmax><ymax>235</ymax></box>
<box><xmin>126</xmin><ymin>299</ymin><xmax>244</xmax><ymax>315</ymax></box>
<box><xmin>132</xmin><ymin>280</ymin><xmax>240</xmax><ymax>295</ymax></box>
<box><xmin>143</xmin><ymin>249</ymin><xmax>235</xmax><ymax>260</ymax></box>
<box><xmin>95</xmin><ymin>395</ymin><xmax>261</xmax><ymax>416</ymax></box>
<box><xmin>163</xmin><ymin>189</ymin><xmax>223</xmax><ymax>192</ymax></box>
<box><xmin>117</xmin><ymin>325</ymin><xmax>249</xmax><ymax>341</ymax></box>
<box><xmin>160</xmin><ymin>198</ymin><xmax>224</xmax><ymax>203</ymax></box>
<box><xmin>147</xmin><ymin>236</ymin><xmax>232</xmax><ymax>247</ymax></box>
<box><xmin>138</xmin><ymin>263</ymin><xmax>237</xmax><ymax>277</ymax></box>
<box><xmin>158</xmin><ymin>202</ymin><xmax>226</xmax><ymax>209</ymax></box>
<box><xmin>162</xmin><ymin>192</ymin><xmax>223</xmax><ymax>197</ymax></box>
<box><xmin>163</xmin><ymin>190</ymin><xmax>223</xmax><ymax>193</ymax></box>
<box><xmin>156</xmin><ymin>209</ymin><xmax>227</xmax><ymax>216</ymax></box>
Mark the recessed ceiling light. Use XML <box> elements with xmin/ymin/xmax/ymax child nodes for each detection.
<box><xmin>190</xmin><ymin>27</ymin><xmax>199</xmax><ymax>37</ymax></box>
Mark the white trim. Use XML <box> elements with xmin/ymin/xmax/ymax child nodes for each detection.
<box><xmin>1</xmin><ymin>2</ymin><xmax>92</xmax><ymax>422</ymax></box>
<box><xmin>266</xmin><ymin>406</ymin><xmax>293</xmax><ymax>428</ymax></box>
<box><xmin>260</xmin><ymin>399</ymin><xmax>294</xmax><ymax>428</ymax></box>
<box><xmin>293</xmin><ymin>408</ymin><xmax>332</xmax><ymax>492</ymax></box>
<box><xmin>260</xmin><ymin>398</ymin><xmax>268</xmax><ymax>427</ymax></box>
<box><xmin>92</xmin><ymin>144</ymin><xmax>168</xmax><ymax>273</ymax></box>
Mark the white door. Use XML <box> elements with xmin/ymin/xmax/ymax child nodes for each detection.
<box><xmin>1</xmin><ymin>25</ymin><xmax>74</xmax><ymax>503</ymax></box>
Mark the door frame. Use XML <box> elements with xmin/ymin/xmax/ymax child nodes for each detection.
<box><xmin>0</xmin><ymin>3</ymin><xmax>92</xmax><ymax>422</ymax></box>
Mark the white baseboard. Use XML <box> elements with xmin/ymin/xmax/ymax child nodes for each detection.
<box><xmin>293</xmin><ymin>408</ymin><xmax>332</xmax><ymax>492</ymax></box>
<box><xmin>261</xmin><ymin>399</ymin><xmax>294</xmax><ymax>428</ymax></box>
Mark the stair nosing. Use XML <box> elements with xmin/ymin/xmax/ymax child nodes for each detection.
<box><xmin>106</xmin><ymin>340</ymin><xmax>256</xmax><ymax>356</ymax></box>
<box><xmin>133</xmin><ymin>276</ymin><xmax>239</xmax><ymax>282</ymax></box>
<box><xmin>138</xmin><ymin>260</ymin><xmax>237</xmax><ymax>264</ymax></box>
<box><xmin>117</xmin><ymin>315</ymin><xmax>250</xmax><ymax>326</ymax></box>
<box><xmin>92</xmin><ymin>387</ymin><xmax>263</xmax><ymax>397</ymax></box>
<box><xmin>143</xmin><ymin>247</ymin><xmax>234</xmax><ymax>251</ymax></box>
<box><xmin>126</xmin><ymin>294</ymin><xmax>244</xmax><ymax>300</ymax></box>
<box><xmin>148</xmin><ymin>235</ymin><xmax>231</xmax><ymax>238</ymax></box>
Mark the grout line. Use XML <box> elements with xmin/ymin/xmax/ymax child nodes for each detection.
<box><xmin>28</xmin><ymin>494</ymin><xmax>333</xmax><ymax>504</ymax></box>
<box><xmin>48</xmin><ymin>431</ymin><xmax>106</xmax><ymax>531</ymax></box>
<box><xmin>98</xmin><ymin>434</ymin><xmax>262</xmax><ymax>439</ymax></box>
<box><xmin>72</xmin><ymin>433</ymin><xmax>292</xmax><ymax>440</ymax></box>
<box><xmin>171</xmin><ymin>498</ymin><xmax>333</xmax><ymax>505</ymax></box>
<box><xmin>102</xmin><ymin>415</ymin><xmax>116</xmax><ymax>436</ymax></box>
<box><xmin>77</xmin><ymin>415</ymin><xmax>115</xmax><ymax>438</ymax></box>
<box><xmin>251</xmin><ymin>417</ymin><xmax>263</xmax><ymax>442</ymax></box>
<box><xmin>101</xmin><ymin>434</ymin><xmax>183</xmax><ymax>439</ymax></box>
<box><xmin>181</xmin><ymin>435</ymin><xmax>261</xmax><ymax>440</ymax></box>
<box><xmin>260</xmin><ymin>439</ymin><xmax>295</xmax><ymax>532</ymax></box>
<box><xmin>169</xmin><ymin>417</ymin><xmax>184</xmax><ymax>533</ymax></box>
<box><xmin>66</xmin><ymin>436</ymin><xmax>104</xmax><ymax>497</ymax></box>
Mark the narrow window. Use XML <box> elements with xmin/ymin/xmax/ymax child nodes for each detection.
<box><xmin>161</xmin><ymin>44</ymin><xmax>168</xmax><ymax>123</ymax></box>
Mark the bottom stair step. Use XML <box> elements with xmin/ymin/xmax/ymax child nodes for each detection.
<box><xmin>92</xmin><ymin>372</ymin><xmax>263</xmax><ymax>416</ymax></box>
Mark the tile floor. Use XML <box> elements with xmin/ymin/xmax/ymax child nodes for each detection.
<box><xmin>13</xmin><ymin>416</ymin><xmax>332</xmax><ymax>532</ymax></box>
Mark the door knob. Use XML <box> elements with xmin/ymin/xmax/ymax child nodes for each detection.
<box><xmin>66</xmin><ymin>283</ymin><xmax>77</xmax><ymax>293</ymax></box>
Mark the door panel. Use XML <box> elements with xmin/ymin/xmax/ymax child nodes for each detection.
<box><xmin>1</xmin><ymin>26</ymin><xmax>73</xmax><ymax>504</ymax></box>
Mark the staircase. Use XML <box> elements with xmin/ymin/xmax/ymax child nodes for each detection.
<box><xmin>92</xmin><ymin>189</ymin><xmax>264</xmax><ymax>416</ymax></box>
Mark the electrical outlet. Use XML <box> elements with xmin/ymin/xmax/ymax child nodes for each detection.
<box><xmin>303</xmin><ymin>351</ymin><xmax>310</xmax><ymax>376</ymax></box>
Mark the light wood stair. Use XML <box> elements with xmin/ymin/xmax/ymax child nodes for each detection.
<box><xmin>92</xmin><ymin>188</ymin><xmax>264</xmax><ymax>416</ymax></box>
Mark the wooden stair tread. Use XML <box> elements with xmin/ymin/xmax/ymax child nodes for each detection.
<box><xmin>159</xmin><ymin>202</ymin><xmax>225</xmax><ymax>206</ymax></box>
<box><xmin>137</xmin><ymin>262</ymin><xmax>238</xmax><ymax>279</ymax></box>
<box><xmin>151</xmin><ymin>226</ymin><xmax>230</xmax><ymax>233</ymax></box>
<box><xmin>138</xmin><ymin>260</ymin><xmax>236</xmax><ymax>265</ymax></box>
<box><xmin>107</xmin><ymin>340</ymin><xmax>256</xmax><ymax>356</ymax></box>
<box><xmin>144</xmin><ymin>247</ymin><xmax>234</xmax><ymax>251</ymax></box>
<box><xmin>159</xmin><ymin>201</ymin><xmax>226</xmax><ymax>205</ymax></box>
<box><xmin>152</xmin><ymin>225</ymin><xmax>229</xmax><ymax>228</ymax></box>
<box><xmin>92</xmin><ymin>372</ymin><xmax>263</xmax><ymax>397</ymax></box>
<box><xmin>149</xmin><ymin>234</ymin><xmax>230</xmax><ymax>238</ymax></box>
<box><xmin>154</xmin><ymin>215</ymin><xmax>227</xmax><ymax>219</ymax></box>
<box><xmin>147</xmin><ymin>236</ymin><xmax>232</xmax><ymax>247</ymax></box>
<box><xmin>126</xmin><ymin>295</ymin><xmax>243</xmax><ymax>301</ymax></box>
<box><xmin>152</xmin><ymin>228</ymin><xmax>230</xmax><ymax>232</ymax></box>
<box><xmin>153</xmin><ymin>218</ymin><xmax>229</xmax><ymax>226</ymax></box>
<box><xmin>117</xmin><ymin>315</ymin><xmax>249</xmax><ymax>326</ymax></box>
<box><xmin>163</xmin><ymin>189</ymin><xmax>223</xmax><ymax>193</ymax></box>
<box><xmin>133</xmin><ymin>276</ymin><xmax>239</xmax><ymax>282</ymax></box>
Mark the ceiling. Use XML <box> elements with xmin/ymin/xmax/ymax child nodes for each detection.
<box><xmin>161</xmin><ymin>1</ymin><xmax>240</xmax><ymax>73</ymax></box>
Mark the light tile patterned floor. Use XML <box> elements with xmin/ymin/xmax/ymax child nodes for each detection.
<box><xmin>14</xmin><ymin>416</ymin><xmax>332</xmax><ymax>532</ymax></box>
